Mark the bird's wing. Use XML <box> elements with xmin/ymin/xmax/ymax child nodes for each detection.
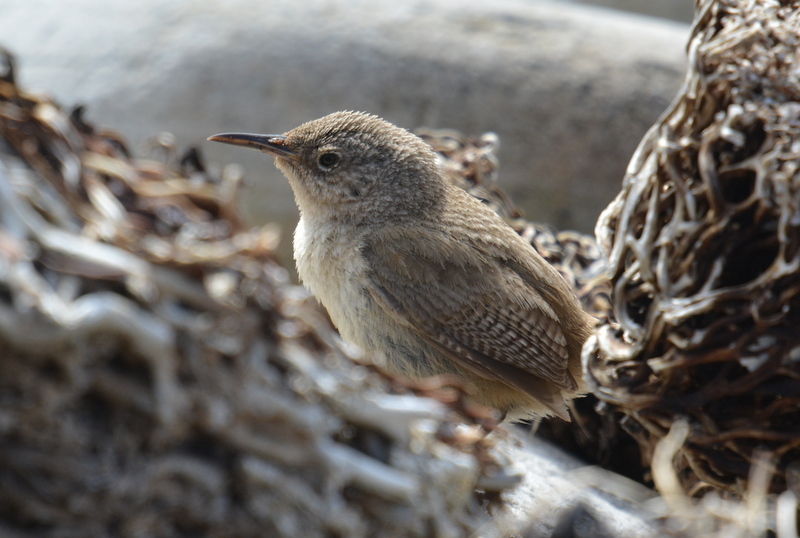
<box><xmin>360</xmin><ymin>226</ymin><xmax>576</xmax><ymax>395</ymax></box>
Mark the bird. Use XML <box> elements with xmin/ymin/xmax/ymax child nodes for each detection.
<box><xmin>209</xmin><ymin>111</ymin><xmax>594</xmax><ymax>421</ymax></box>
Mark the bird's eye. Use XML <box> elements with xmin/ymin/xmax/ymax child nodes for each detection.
<box><xmin>317</xmin><ymin>151</ymin><xmax>341</xmax><ymax>171</ymax></box>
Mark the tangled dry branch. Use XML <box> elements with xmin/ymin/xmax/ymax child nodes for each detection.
<box><xmin>587</xmin><ymin>0</ymin><xmax>800</xmax><ymax>497</ymax></box>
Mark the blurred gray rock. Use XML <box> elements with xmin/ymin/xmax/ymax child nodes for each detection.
<box><xmin>0</xmin><ymin>0</ymin><xmax>687</xmax><ymax>254</ymax></box>
<box><xmin>568</xmin><ymin>0</ymin><xmax>694</xmax><ymax>23</ymax></box>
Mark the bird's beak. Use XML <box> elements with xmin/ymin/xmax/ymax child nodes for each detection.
<box><xmin>207</xmin><ymin>133</ymin><xmax>298</xmax><ymax>160</ymax></box>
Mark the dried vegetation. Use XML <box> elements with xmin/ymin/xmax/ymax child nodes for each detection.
<box><xmin>585</xmin><ymin>0</ymin><xmax>800</xmax><ymax>527</ymax></box>
<box><xmin>0</xmin><ymin>49</ymin><xmax>516</xmax><ymax>537</ymax></box>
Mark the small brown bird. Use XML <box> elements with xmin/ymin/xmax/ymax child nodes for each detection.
<box><xmin>209</xmin><ymin>112</ymin><xmax>593</xmax><ymax>420</ymax></box>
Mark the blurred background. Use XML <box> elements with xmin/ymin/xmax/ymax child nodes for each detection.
<box><xmin>565</xmin><ymin>0</ymin><xmax>692</xmax><ymax>22</ymax></box>
<box><xmin>0</xmin><ymin>0</ymin><xmax>691</xmax><ymax>268</ymax></box>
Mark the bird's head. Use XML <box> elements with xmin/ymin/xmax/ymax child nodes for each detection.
<box><xmin>209</xmin><ymin>111</ymin><xmax>444</xmax><ymax>225</ymax></box>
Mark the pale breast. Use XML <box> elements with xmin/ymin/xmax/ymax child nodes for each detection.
<box><xmin>293</xmin><ymin>217</ymin><xmax>445</xmax><ymax>379</ymax></box>
<box><xmin>293</xmin><ymin>217</ymin><xmax>373</xmax><ymax>347</ymax></box>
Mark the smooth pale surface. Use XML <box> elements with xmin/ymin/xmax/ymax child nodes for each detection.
<box><xmin>566</xmin><ymin>0</ymin><xmax>693</xmax><ymax>22</ymax></box>
<box><xmin>0</xmin><ymin>0</ymin><xmax>687</xmax><ymax>247</ymax></box>
<box><xmin>486</xmin><ymin>430</ymin><xmax>660</xmax><ymax>537</ymax></box>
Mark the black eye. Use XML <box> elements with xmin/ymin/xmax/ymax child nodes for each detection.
<box><xmin>317</xmin><ymin>151</ymin><xmax>341</xmax><ymax>170</ymax></box>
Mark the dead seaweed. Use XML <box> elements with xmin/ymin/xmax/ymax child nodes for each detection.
<box><xmin>0</xmin><ymin>48</ymin><xmax>513</xmax><ymax>537</ymax></box>
<box><xmin>587</xmin><ymin>0</ymin><xmax>800</xmax><ymax>500</ymax></box>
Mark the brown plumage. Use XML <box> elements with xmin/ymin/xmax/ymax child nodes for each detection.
<box><xmin>209</xmin><ymin>111</ymin><xmax>594</xmax><ymax>420</ymax></box>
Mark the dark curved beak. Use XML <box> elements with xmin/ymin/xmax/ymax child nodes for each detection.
<box><xmin>207</xmin><ymin>133</ymin><xmax>298</xmax><ymax>160</ymax></box>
